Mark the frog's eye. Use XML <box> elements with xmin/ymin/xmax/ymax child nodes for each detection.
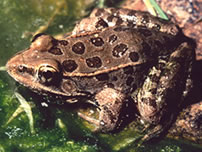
<box><xmin>38</xmin><ymin>65</ymin><xmax>59</xmax><ymax>85</ymax></box>
<box><xmin>32</xmin><ymin>33</ymin><xmax>47</xmax><ymax>42</ymax></box>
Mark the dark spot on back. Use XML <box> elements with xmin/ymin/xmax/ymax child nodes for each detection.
<box><xmin>59</xmin><ymin>40</ymin><xmax>68</xmax><ymax>46</ymax></box>
<box><xmin>86</xmin><ymin>56</ymin><xmax>102</xmax><ymax>68</ymax></box>
<box><xmin>112</xmin><ymin>43</ymin><xmax>128</xmax><ymax>58</ymax></box>
<box><xmin>138</xmin><ymin>28</ymin><xmax>152</xmax><ymax>37</ymax></box>
<box><xmin>90</xmin><ymin>37</ymin><xmax>104</xmax><ymax>47</ymax></box>
<box><xmin>126</xmin><ymin>77</ymin><xmax>134</xmax><ymax>86</ymax></box>
<box><xmin>129</xmin><ymin>51</ymin><xmax>139</xmax><ymax>62</ymax></box>
<box><xmin>108</xmin><ymin>34</ymin><xmax>117</xmax><ymax>44</ymax></box>
<box><xmin>123</xmin><ymin>66</ymin><xmax>134</xmax><ymax>74</ymax></box>
<box><xmin>72</xmin><ymin>42</ymin><xmax>85</xmax><ymax>54</ymax></box>
<box><xmin>48</xmin><ymin>47</ymin><xmax>63</xmax><ymax>55</ymax></box>
<box><xmin>96</xmin><ymin>18</ymin><xmax>109</xmax><ymax>29</ymax></box>
<box><xmin>62</xmin><ymin>60</ymin><xmax>78</xmax><ymax>72</ymax></box>
<box><xmin>95</xmin><ymin>73</ymin><xmax>109</xmax><ymax>81</ymax></box>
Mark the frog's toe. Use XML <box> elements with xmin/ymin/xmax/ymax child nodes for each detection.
<box><xmin>78</xmin><ymin>111</ymin><xmax>117</xmax><ymax>132</ymax></box>
<box><xmin>78</xmin><ymin>112</ymin><xmax>101</xmax><ymax>131</ymax></box>
<box><xmin>78</xmin><ymin>112</ymin><xmax>99</xmax><ymax>125</ymax></box>
<box><xmin>141</xmin><ymin>124</ymin><xmax>164</xmax><ymax>142</ymax></box>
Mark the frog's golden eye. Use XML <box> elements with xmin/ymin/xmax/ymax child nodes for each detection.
<box><xmin>38</xmin><ymin>65</ymin><xmax>59</xmax><ymax>85</ymax></box>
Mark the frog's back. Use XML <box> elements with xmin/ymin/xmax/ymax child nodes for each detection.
<box><xmin>73</xmin><ymin>8</ymin><xmax>179</xmax><ymax>36</ymax></box>
<box><xmin>60</xmin><ymin>26</ymin><xmax>177</xmax><ymax>77</ymax></box>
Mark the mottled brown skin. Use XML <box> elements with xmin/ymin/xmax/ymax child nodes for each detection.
<box><xmin>169</xmin><ymin>101</ymin><xmax>202</xmax><ymax>143</ymax></box>
<box><xmin>72</xmin><ymin>8</ymin><xmax>179</xmax><ymax>36</ymax></box>
<box><xmin>6</xmin><ymin>8</ymin><xmax>196</xmax><ymax>140</ymax></box>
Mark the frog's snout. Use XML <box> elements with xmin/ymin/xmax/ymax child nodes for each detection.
<box><xmin>6</xmin><ymin>51</ymin><xmax>25</xmax><ymax>76</ymax></box>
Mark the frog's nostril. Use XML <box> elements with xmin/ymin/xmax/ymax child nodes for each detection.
<box><xmin>17</xmin><ymin>65</ymin><xmax>27</xmax><ymax>73</ymax></box>
<box><xmin>6</xmin><ymin>53</ymin><xmax>25</xmax><ymax>76</ymax></box>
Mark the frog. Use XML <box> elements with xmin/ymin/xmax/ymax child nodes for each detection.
<box><xmin>6</xmin><ymin>7</ymin><xmax>196</xmax><ymax>141</ymax></box>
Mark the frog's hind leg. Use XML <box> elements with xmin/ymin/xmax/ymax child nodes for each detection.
<box><xmin>78</xmin><ymin>87</ymin><xmax>125</xmax><ymax>132</ymax></box>
<box><xmin>137</xmin><ymin>41</ymin><xmax>195</xmax><ymax>141</ymax></box>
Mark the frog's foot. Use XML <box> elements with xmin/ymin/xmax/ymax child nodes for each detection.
<box><xmin>78</xmin><ymin>87</ymin><xmax>125</xmax><ymax>132</ymax></box>
<box><xmin>137</xmin><ymin>125</ymin><xmax>164</xmax><ymax>144</ymax></box>
<box><xmin>77</xmin><ymin>112</ymin><xmax>100</xmax><ymax>131</ymax></box>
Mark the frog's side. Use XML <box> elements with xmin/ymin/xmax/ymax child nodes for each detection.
<box><xmin>6</xmin><ymin>8</ymin><xmax>195</xmax><ymax>140</ymax></box>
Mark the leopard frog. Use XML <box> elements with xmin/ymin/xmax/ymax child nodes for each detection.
<box><xmin>6</xmin><ymin>8</ymin><xmax>195</xmax><ymax>140</ymax></box>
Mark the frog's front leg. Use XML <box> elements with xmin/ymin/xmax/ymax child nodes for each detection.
<box><xmin>78</xmin><ymin>87</ymin><xmax>125</xmax><ymax>132</ymax></box>
<box><xmin>136</xmin><ymin>41</ymin><xmax>195</xmax><ymax>141</ymax></box>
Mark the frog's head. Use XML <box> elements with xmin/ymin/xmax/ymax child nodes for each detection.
<box><xmin>6</xmin><ymin>34</ymin><xmax>87</xmax><ymax>99</ymax></box>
